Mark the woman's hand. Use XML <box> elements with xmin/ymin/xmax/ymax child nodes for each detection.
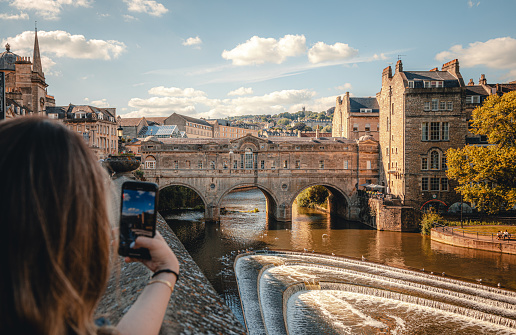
<box><xmin>124</xmin><ymin>231</ymin><xmax>179</xmax><ymax>274</ymax></box>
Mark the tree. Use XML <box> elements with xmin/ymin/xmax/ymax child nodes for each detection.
<box><xmin>277</xmin><ymin>118</ymin><xmax>291</xmax><ymax>126</ymax></box>
<box><xmin>446</xmin><ymin>91</ymin><xmax>516</xmax><ymax>213</ymax></box>
<box><xmin>321</xmin><ymin>125</ymin><xmax>332</xmax><ymax>133</ymax></box>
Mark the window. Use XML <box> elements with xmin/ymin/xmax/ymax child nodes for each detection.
<box><xmin>366</xmin><ymin>161</ymin><xmax>371</xmax><ymax>170</ymax></box>
<box><xmin>441</xmin><ymin>156</ymin><xmax>447</xmax><ymax>170</ymax></box>
<box><xmin>440</xmin><ymin>101</ymin><xmax>446</xmax><ymax>110</ymax></box>
<box><xmin>441</xmin><ymin>178</ymin><xmax>449</xmax><ymax>191</ymax></box>
<box><xmin>408</xmin><ymin>81</ymin><xmax>414</xmax><ymax>88</ymax></box>
<box><xmin>442</xmin><ymin>122</ymin><xmax>449</xmax><ymax>140</ymax></box>
<box><xmin>344</xmin><ymin>160</ymin><xmax>348</xmax><ymax>169</ymax></box>
<box><xmin>430</xmin><ymin>122</ymin><xmax>440</xmax><ymax>141</ymax></box>
<box><xmin>145</xmin><ymin>159</ymin><xmax>156</xmax><ymax>169</ymax></box>
<box><xmin>174</xmin><ymin>160</ymin><xmax>178</xmax><ymax>169</ymax></box>
<box><xmin>186</xmin><ymin>160</ymin><xmax>190</xmax><ymax>169</ymax></box>
<box><xmin>198</xmin><ymin>161</ymin><xmax>203</xmax><ymax>169</ymax></box>
<box><xmin>283</xmin><ymin>160</ymin><xmax>288</xmax><ymax>169</ymax></box>
<box><xmin>271</xmin><ymin>161</ymin><xmax>276</xmax><ymax>169</ymax></box>
<box><xmin>466</xmin><ymin>95</ymin><xmax>481</xmax><ymax>104</ymax></box>
<box><xmin>295</xmin><ymin>160</ymin><xmax>300</xmax><ymax>169</ymax></box>
<box><xmin>392</xmin><ymin>103</ymin><xmax>394</xmax><ymax>115</ymax></box>
<box><xmin>223</xmin><ymin>161</ymin><xmax>228</xmax><ymax>169</ymax></box>
<box><xmin>233</xmin><ymin>160</ymin><xmax>238</xmax><ymax>169</ymax></box>
<box><xmin>245</xmin><ymin>152</ymin><xmax>253</xmax><ymax>169</ymax></box>
<box><xmin>319</xmin><ymin>160</ymin><xmax>324</xmax><ymax>169</ymax></box>
<box><xmin>260</xmin><ymin>160</ymin><xmax>265</xmax><ymax>169</ymax></box>
<box><xmin>386</xmin><ymin>117</ymin><xmax>389</xmax><ymax>131</ymax></box>
<box><xmin>386</xmin><ymin>147</ymin><xmax>389</xmax><ymax>156</ymax></box>
<box><xmin>422</xmin><ymin>123</ymin><xmax>429</xmax><ymax>141</ymax></box>
<box><xmin>430</xmin><ymin>151</ymin><xmax>440</xmax><ymax>169</ymax></box>
<box><xmin>430</xmin><ymin>177</ymin><xmax>440</xmax><ymax>191</ymax></box>
<box><xmin>210</xmin><ymin>161</ymin><xmax>216</xmax><ymax>169</ymax></box>
<box><xmin>424</xmin><ymin>101</ymin><xmax>431</xmax><ymax>111</ymax></box>
<box><xmin>421</xmin><ymin>157</ymin><xmax>428</xmax><ymax>170</ymax></box>
<box><xmin>422</xmin><ymin>177</ymin><xmax>429</xmax><ymax>191</ymax></box>
<box><xmin>432</xmin><ymin>99</ymin><xmax>439</xmax><ymax>111</ymax></box>
<box><xmin>295</xmin><ymin>146</ymin><xmax>300</xmax><ymax>150</ymax></box>
<box><xmin>447</xmin><ymin>101</ymin><xmax>453</xmax><ymax>110</ymax></box>
<box><xmin>424</xmin><ymin>81</ymin><xmax>431</xmax><ymax>88</ymax></box>
<box><xmin>365</xmin><ymin>124</ymin><xmax>370</xmax><ymax>132</ymax></box>
<box><xmin>353</xmin><ymin>124</ymin><xmax>358</xmax><ymax>131</ymax></box>
<box><xmin>360</xmin><ymin>108</ymin><xmax>372</xmax><ymax>113</ymax></box>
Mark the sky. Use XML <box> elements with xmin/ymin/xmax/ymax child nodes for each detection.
<box><xmin>1</xmin><ymin>0</ymin><xmax>516</xmax><ymax>120</ymax></box>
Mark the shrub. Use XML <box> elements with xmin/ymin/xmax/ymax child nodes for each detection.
<box><xmin>420</xmin><ymin>210</ymin><xmax>445</xmax><ymax>235</ymax></box>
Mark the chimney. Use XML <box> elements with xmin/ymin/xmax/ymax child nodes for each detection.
<box><xmin>315</xmin><ymin>125</ymin><xmax>319</xmax><ymax>139</ymax></box>
<box><xmin>429</xmin><ymin>67</ymin><xmax>438</xmax><ymax>72</ymax></box>
<box><xmin>382</xmin><ymin>66</ymin><xmax>392</xmax><ymax>79</ymax></box>
<box><xmin>441</xmin><ymin>59</ymin><xmax>464</xmax><ymax>86</ymax></box>
<box><xmin>479</xmin><ymin>74</ymin><xmax>487</xmax><ymax>85</ymax></box>
<box><xmin>467</xmin><ymin>79</ymin><xmax>474</xmax><ymax>86</ymax></box>
<box><xmin>395</xmin><ymin>60</ymin><xmax>403</xmax><ymax>73</ymax></box>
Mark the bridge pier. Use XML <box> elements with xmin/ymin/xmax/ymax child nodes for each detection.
<box><xmin>273</xmin><ymin>203</ymin><xmax>292</xmax><ymax>222</ymax></box>
<box><xmin>205</xmin><ymin>204</ymin><xmax>220</xmax><ymax>223</ymax></box>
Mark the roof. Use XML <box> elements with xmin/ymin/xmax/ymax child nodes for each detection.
<box><xmin>465</xmin><ymin>86</ymin><xmax>490</xmax><ymax>96</ymax></box>
<box><xmin>349</xmin><ymin>97</ymin><xmax>379</xmax><ymax>111</ymax></box>
<box><xmin>120</xmin><ymin>118</ymin><xmax>143</xmax><ymax>127</ymax></box>
<box><xmin>0</xmin><ymin>46</ymin><xmax>18</xmax><ymax>71</ymax></box>
<box><xmin>403</xmin><ymin>71</ymin><xmax>458</xmax><ymax>81</ymax></box>
<box><xmin>139</xmin><ymin>125</ymin><xmax>178</xmax><ymax>137</ymax></box>
<box><xmin>170</xmin><ymin>113</ymin><xmax>211</xmax><ymax>127</ymax></box>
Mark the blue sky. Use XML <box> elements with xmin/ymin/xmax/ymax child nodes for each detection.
<box><xmin>1</xmin><ymin>0</ymin><xmax>515</xmax><ymax>119</ymax></box>
<box><xmin>122</xmin><ymin>189</ymin><xmax>156</xmax><ymax>216</ymax></box>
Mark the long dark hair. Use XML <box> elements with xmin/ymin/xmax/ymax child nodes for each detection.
<box><xmin>0</xmin><ymin>117</ymin><xmax>112</xmax><ymax>334</ymax></box>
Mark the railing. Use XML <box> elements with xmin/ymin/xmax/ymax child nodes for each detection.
<box><xmin>435</xmin><ymin>224</ymin><xmax>512</xmax><ymax>242</ymax></box>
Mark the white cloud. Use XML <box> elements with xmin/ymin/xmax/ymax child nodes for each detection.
<box><xmin>467</xmin><ymin>0</ymin><xmax>480</xmax><ymax>8</ymax></box>
<box><xmin>308</xmin><ymin>42</ymin><xmax>358</xmax><ymax>64</ymax></box>
<box><xmin>2</xmin><ymin>30</ymin><xmax>126</xmax><ymax>61</ymax></box>
<box><xmin>123</xmin><ymin>0</ymin><xmax>168</xmax><ymax>17</ymax></box>
<box><xmin>336</xmin><ymin>83</ymin><xmax>353</xmax><ymax>91</ymax></box>
<box><xmin>227</xmin><ymin>87</ymin><xmax>253</xmax><ymax>96</ymax></box>
<box><xmin>9</xmin><ymin>0</ymin><xmax>92</xmax><ymax>20</ymax></box>
<box><xmin>222</xmin><ymin>34</ymin><xmax>306</xmax><ymax>66</ymax></box>
<box><xmin>89</xmin><ymin>98</ymin><xmax>110</xmax><ymax>107</ymax></box>
<box><xmin>123</xmin><ymin>14</ymin><xmax>138</xmax><ymax>21</ymax></box>
<box><xmin>124</xmin><ymin>88</ymin><xmax>320</xmax><ymax>119</ymax></box>
<box><xmin>435</xmin><ymin>37</ymin><xmax>516</xmax><ymax>73</ymax></box>
<box><xmin>148</xmin><ymin>86</ymin><xmax>206</xmax><ymax>97</ymax></box>
<box><xmin>182</xmin><ymin>36</ymin><xmax>202</xmax><ymax>47</ymax></box>
<box><xmin>372</xmin><ymin>53</ymin><xmax>388</xmax><ymax>60</ymax></box>
<box><xmin>0</xmin><ymin>12</ymin><xmax>29</xmax><ymax>20</ymax></box>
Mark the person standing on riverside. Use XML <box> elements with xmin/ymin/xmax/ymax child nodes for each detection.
<box><xmin>0</xmin><ymin>116</ymin><xmax>180</xmax><ymax>335</ymax></box>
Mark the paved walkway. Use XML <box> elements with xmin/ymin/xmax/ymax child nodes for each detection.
<box><xmin>434</xmin><ymin>226</ymin><xmax>515</xmax><ymax>243</ymax></box>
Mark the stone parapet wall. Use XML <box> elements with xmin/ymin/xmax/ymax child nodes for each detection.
<box><xmin>431</xmin><ymin>228</ymin><xmax>516</xmax><ymax>255</ymax></box>
<box><xmin>369</xmin><ymin>198</ymin><xmax>419</xmax><ymax>232</ymax></box>
<box><xmin>96</xmin><ymin>175</ymin><xmax>245</xmax><ymax>334</ymax></box>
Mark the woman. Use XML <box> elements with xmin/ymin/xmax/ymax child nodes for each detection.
<box><xmin>0</xmin><ymin>116</ymin><xmax>179</xmax><ymax>335</ymax></box>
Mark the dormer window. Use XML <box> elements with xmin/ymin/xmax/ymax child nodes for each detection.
<box><xmin>408</xmin><ymin>81</ymin><xmax>414</xmax><ymax>88</ymax></box>
<box><xmin>424</xmin><ymin>81</ymin><xmax>443</xmax><ymax>88</ymax></box>
<box><xmin>360</xmin><ymin>108</ymin><xmax>372</xmax><ymax>113</ymax></box>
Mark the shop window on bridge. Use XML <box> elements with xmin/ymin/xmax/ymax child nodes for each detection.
<box><xmin>271</xmin><ymin>161</ymin><xmax>276</xmax><ymax>169</ymax></box>
<box><xmin>145</xmin><ymin>158</ymin><xmax>156</xmax><ymax>169</ymax></box>
<box><xmin>245</xmin><ymin>151</ymin><xmax>253</xmax><ymax>169</ymax></box>
<box><xmin>260</xmin><ymin>160</ymin><xmax>265</xmax><ymax>169</ymax></box>
<box><xmin>174</xmin><ymin>160</ymin><xmax>178</xmax><ymax>169</ymax></box>
<box><xmin>210</xmin><ymin>161</ymin><xmax>216</xmax><ymax>169</ymax></box>
<box><xmin>233</xmin><ymin>160</ymin><xmax>238</xmax><ymax>169</ymax></box>
<box><xmin>283</xmin><ymin>160</ymin><xmax>288</xmax><ymax>169</ymax></box>
<box><xmin>344</xmin><ymin>160</ymin><xmax>348</xmax><ymax>169</ymax></box>
<box><xmin>223</xmin><ymin>161</ymin><xmax>228</xmax><ymax>169</ymax></box>
<box><xmin>295</xmin><ymin>160</ymin><xmax>300</xmax><ymax>169</ymax></box>
<box><xmin>198</xmin><ymin>161</ymin><xmax>203</xmax><ymax>169</ymax></box>
<box><xmin>319</xmin><ymin>160</ymin><xmax>324</xmax><ymax>169</ymax></box>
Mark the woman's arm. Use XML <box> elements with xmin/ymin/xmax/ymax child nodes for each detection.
<box><xmin>116</xmin><ymin>232</ymin><xmax>180</xmax><ymax>335</ymax></box>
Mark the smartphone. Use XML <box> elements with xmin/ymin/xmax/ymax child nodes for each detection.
<box><xmin>118</xmin><ymin>181</ymin><xmax>159</xmax><ymax>259</ymax></box>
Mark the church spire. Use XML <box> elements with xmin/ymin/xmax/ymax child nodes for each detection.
<box><xmin>33</xmin><ymin>24</ymin><xmax>44</xmax><ymax>77</ymax></box>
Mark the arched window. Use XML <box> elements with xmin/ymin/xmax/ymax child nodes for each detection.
<box><xmin>430</xmin><ymin>151</ymin><xmax>439</xmax><ymax>170</ymax></box>
<box><xmin>144</xmin><ymin>156</ymin><xmax>156</xmax><ymax>169</ymax></box>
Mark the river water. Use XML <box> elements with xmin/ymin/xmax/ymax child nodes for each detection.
<box><xmin>163</xmin><ymin>189</ymin><xmax>516</xmax><ymax>325</ymax></box>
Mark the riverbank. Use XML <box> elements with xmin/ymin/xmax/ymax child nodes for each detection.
<box><xmin>432</xmin><ymin>226</ymin><xmax>516</xmax><ymax>255</ymax></box>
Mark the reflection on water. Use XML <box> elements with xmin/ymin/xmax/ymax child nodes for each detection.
<box><xmin>164</xmin><ymin>189</ymin><xmax>516</xmax><ymax>325</ymax></box>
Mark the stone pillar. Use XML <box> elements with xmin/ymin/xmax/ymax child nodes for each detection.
<box><xmin>205</xmin><ymin>204</ymin><xmax>220</xmax><ymax>223</ymax></box>
<box><xmin>275</xmin><ymin>203</ymin><xmax>292</xmax><ymax>222</ymax></box>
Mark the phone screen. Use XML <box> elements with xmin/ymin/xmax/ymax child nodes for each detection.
<box><xmin>119</xmin><ymin>182</ymin><xmax>158</xmax><ymax>259</ymax></box>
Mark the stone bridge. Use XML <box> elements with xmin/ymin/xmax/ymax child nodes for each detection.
<box><xmin>140</xmin><ymin>134</ymin><xmax>379</xmax><ymax>222</ymax></box>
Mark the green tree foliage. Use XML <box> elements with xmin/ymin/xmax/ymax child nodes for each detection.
<box><xmin>446</xmin><ymin>91</ymin><xmax>516</xmax><ymax>213</ymax></box>
<box><xmin>420</xmin><ymin>210</ymin><xmax>444</xmax><ymax>235</ymax></box>
<box><xmin>277</xmin><ymin>118</ymin><xmax>291</xmax><ymax>126</ymax></box>
<box><xmin>297</xmin><ymin>186</ymin><xmax>329</xmax><ymax>208</ymax></box>
<box><xmin>158</xmin><ymin>185</ymin><xmax>204</xmax><ymax>211</ymax></box>
<box><xmin>292</xmin><ymin>122</ymin><xmax>307</xmax><ymax>131</ymax></box>
<box><xmin>321</xmin><ymin>125</ymin><xmax>332</xmax><ymax>133</ymax></box>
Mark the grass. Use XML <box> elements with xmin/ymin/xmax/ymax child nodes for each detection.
<box><xmin>456</xmin><ymin>225</ymin><xmax>516</xmax><ymax>234</ymax></box>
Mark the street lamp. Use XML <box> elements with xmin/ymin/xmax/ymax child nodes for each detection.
<box><xmin>117</xmin><ymin>125</ymin><xmax>124</xmax><ymax>153</ymax></box>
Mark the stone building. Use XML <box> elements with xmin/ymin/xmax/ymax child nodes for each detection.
<box><xmin>332</xmin><ymin>92</ymin><xmax>379</xmax><ymax>140</ymax></box>
<box><xmin>378</xmin><ymin>59</ymin><xmax>468</xmax><ymax>211</ymax></box>
<box><xmin>0</xmin><ymin>29</ymin><xmax>55</xmax><ymax>117</ymax></box>
<box><xmin>208</xmin><ymin>119</ymin><xmax>259</xmax><ymax>138</ymax></box>
<box><xmin>164</xmin><ymin>112</ymin><xmax>213</xmax><ymax>138</ymax></box>
<box><xmin>47</xmin><ymin>104</ymin><xmax>118</xmax><ymax>159</ymax></box>
<box><xmin>118</xmin><ymin>116</ymin><xmax>167</xmax><ymax>139</ymax></box>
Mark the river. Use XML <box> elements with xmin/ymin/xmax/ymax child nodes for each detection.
<box><xmin>163</xmin><ymin>188</ymin><xmax>516</xmax><ymax>325</ymax></box>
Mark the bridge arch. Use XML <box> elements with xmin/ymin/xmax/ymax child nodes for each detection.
<box><xmin>159</xmin><ymin>182</ymin><xmax>208</xmax><ymax>217</ymax></box>
<box><xmin>289</xmin><ymin>182</ymin><xmax>351</xmax><ymax>219</ymax></box>
<box><xmin>216</xmin><ymin>183</ymin><xmax>279</xmax><ymax>221</ymax></box>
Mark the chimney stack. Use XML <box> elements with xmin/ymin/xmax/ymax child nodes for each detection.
<box><xmin>395</xmin><ymin>60</ymin><xmax>403</xmax><ymax>73</ymax></box>
<box><xmin>479</xmin><ymin>74</ymin><xmax>487</xmax><ymax>85</ymax></box>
